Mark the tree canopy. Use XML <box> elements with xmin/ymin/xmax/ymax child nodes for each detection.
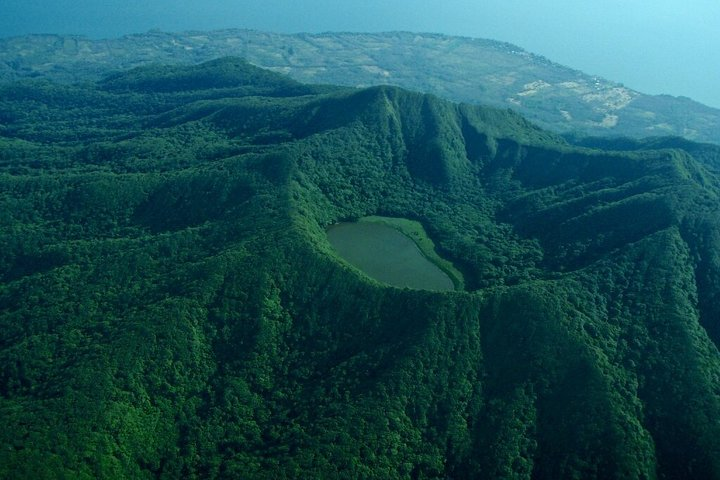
<box><xmin>2</xmin><ymin>58</ymin><xmax>720</xmax><ymax>479</ymax></box>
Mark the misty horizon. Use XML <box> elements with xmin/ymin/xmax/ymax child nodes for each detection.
<box><xmin>2</xmin><ymin>0</ymin><xmax>719</xmax><ymax>109</ymax></box>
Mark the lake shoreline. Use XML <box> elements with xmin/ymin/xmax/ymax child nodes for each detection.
<box><xmin>357</xmin><ymin>216</ymin><xmax>465</xmax><ymax>290</ymax></box>
<box><xmin>327</xmin><ymin>216</ymin><xmax>464</xmax><ymax>292</ymax></box>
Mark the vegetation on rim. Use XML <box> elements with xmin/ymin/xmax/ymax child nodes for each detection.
<box><xmin>1</xmin><ymin>58</ymin><xmax>720</xmax><ymax>478</ymax></box>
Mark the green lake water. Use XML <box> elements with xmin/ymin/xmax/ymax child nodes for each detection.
<box><xmin>327</xmin><ymin>222</ymin><xmax>454</xmax><ymax>291</ymax></box>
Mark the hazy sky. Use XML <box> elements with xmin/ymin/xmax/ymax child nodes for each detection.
<box><xmin>2</xmin><ymin>0</ymin><xmax>719</xmax><ymax>108</ymax></box>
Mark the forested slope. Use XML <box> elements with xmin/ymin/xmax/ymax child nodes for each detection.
<box><xmin>1</xmin><ymin>58</ymin><xmax>720</xmax><ymax>479</ymax></box>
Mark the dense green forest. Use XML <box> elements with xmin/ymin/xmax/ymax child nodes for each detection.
<box><xmin>2</xmin><ymin>57</ymin><xmax>720</xmax><ymax>479</ymax></box>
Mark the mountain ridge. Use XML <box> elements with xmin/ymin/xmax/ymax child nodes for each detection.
<box><xmin>1</xmin><ymin>29</ymin><xmax>718</xmax><ymax>144</ymax></box>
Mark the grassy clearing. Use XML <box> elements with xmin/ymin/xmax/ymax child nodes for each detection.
<box><xmin>359</xmin><ymin>215</ymin><xmax>465</xmax><ymax>290</ymax></box>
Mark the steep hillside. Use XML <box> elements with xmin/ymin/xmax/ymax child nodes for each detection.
<box><xmin>2</xmin><ymin>59</ymin><xmax>720</xmax><ymax>479</ymax></box>
<box><xmin>1</xmin><ymin>30</ymin><xmax>718</xmax><ymax>143</ymax></box>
